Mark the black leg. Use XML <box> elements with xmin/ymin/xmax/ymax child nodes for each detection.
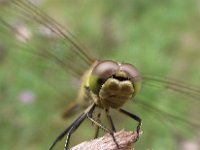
<box><xmin>87</xmin><ymin>108</ymin><xmax>119</xmax><ymax>148</ymax></box>
<box><xmin>48</xmin><ymin>103</ymin><xmax>96</xmax><ymax>150</ymax></box>
<box><xmin>105</xmin><ymin>109</ymin><xmax>116</xmax><ymax>132</ymax></box>
<box><xmin>64</xmin><ymin>103</ymin><xmax>96</xmax><ymax>150</ymax></box>
<box><xmin>94</xmin><ymin>113</ymin><xmax>101</xmax><ymax>138</ymax></box>
<box><xmin>63</xmin><ymin>114</ymin><xmax>87</xmax><ymax>150</ymax></box>
<box><xmin>119</xmin><ymin>108</ymin><xmax>142</xmax><ymax>140</ymax></box>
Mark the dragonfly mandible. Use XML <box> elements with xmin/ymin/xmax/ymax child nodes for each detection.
<box><xmin>0</xmin><ymin>0</ymin><xmax>200</xmax><ymax>150</ymax></box>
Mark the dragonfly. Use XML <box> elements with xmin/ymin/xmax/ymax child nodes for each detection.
<box><xmin>0</xmin><ymin>0</ymin><xmax>200</xmax><ymax>150</ymax></box>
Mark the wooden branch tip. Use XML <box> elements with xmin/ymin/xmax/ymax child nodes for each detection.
<box><xmin>71</xmin><ymin>130</ymin><xmax>140</xmax><ymax>150</ymax></box>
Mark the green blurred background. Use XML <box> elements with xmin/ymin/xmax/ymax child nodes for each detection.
<box><xmin>0</xmin><ymin>0</ymin><xmax>200</xmax><ymax>150</ymax></box>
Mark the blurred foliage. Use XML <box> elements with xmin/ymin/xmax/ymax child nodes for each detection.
<box><xmin>0</xmin><ymin>0</ymin><xmax>200</xmax><ymax>150</ymax></box>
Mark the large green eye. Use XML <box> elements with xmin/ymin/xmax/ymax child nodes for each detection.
<box><xmin>120</xmin><ymin>63</ymin><xmax>142</xmax><ymax>95</ymax></box>
<box><xmin>89</xmin><ymin>60</ymin><xmax>119</xmax><ymax>94</ymax></box>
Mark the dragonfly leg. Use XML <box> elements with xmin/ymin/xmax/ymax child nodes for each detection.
<box><xmin>48</xmin><ymin>103</ymin><xmax>95</xmax><ymax>150</ymax></box>
<box><xmin>48</xmin><ymin>113</ymin><xmax>86</xmax><ymax>150</ymax></box>
<box><xmin>87</xmin><ymin>108</ymin><xmax>120</xmax><ymax>148</ymax></box>
<box><xmin>94</xmin><ymin>113</ymin><xmax>101</xmax><ymax>138</ymax></box>
<box><xmin>64</xmin><ymin>115</ymin><xmax>87</xmax><ymax>150</ymax></box>
<box><xmin>64</xmin><ymin>103</ymin><xmax>96</xmax><ymax>150</ymax></box>
<box><xmin>105</xmin><ymin>109</ymin><xmax>116</xmax><ymax>132</ymax></box>
<box><xmin>119</xmin><ymin>108</ymin><xmax>142</xmax><ymax>141</ymax></box>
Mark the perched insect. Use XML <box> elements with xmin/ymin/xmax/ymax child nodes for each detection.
<box><xmin>0</xmin><ymin>0</ymin><xmax>200</xmax><ymax>150</ymax></box>
<box><xmin>48</xmin><ymin>60</ymin><xmax>142</xmax><ymax>150</ymax></box>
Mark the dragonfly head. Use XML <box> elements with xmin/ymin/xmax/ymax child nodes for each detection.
<box><xmin>89</xmin><ymin>60</ymin><xmax>142</xmax><ymax>96</ymax></box>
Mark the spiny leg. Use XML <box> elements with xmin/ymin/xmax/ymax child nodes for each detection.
<box><xmin>48</xmin><ymin>103</ymin><xmax>95</xmax><ymax>150</ymax></box>
<box><xmin>119</xmin><ymin>108</ymin><xmax>142</xmax><ymax>140</ymax></box>
<box><xmin>64</xmin><ymin>103</ymin><xmax>96</xmax><ymax>150</ymax></box>
<box><xmin>48</xmin><ymin>113</ymin><xmax>86</xmax><ymax>150</ymax></box>
<box><xmin>94</xmin><ymin>113</ymin><xmax>101</xmax><ymax>139</ymax></box>
<box><xmin>105</xmin><ymin>109</ymin><xmax>116</xmax><ymax>132</ymax></box>
<box><xmin>64</xmin><ymin>114</ymin><xmax>86</xmax><ymax>150</ymax></box>
<box><xmin>87</xmin><ymin>108</ymin><xmax>119</xmax><ymax>148</ymax></box>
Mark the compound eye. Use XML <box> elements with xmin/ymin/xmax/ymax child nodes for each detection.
<box><xmin>89</xmin><ymin>60</ymin><xmax>119</xmax><ymax>94</ymax></box>
<box><xmin>120</xmin><ymin>63</ymin><xmax>142</xmax><ymax>95</ymax></box>
<box><xmin>120</xmin><ymin>63</ymin><xmax>140</xmax><ymax>81</ymax></box>
<box><xmin>92</xmin><ymin>60</ymin><xmax>119</xmax><ymax>80</ymax></box>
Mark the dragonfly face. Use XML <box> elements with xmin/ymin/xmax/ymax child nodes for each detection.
<box><xmin>89</xmin><ymin>60</ymin><xmax>141</xmax><ymax>108</ymax></box>
<box><xmin>0</xmin><ymin>0</ymin><xmax>200</xmax><ymax>150</ymax></box>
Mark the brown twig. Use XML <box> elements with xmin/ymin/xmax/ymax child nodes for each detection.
<box><xmin>71</xmin><ymin>130</ymin><xmax>139</xmax><ymax>150</ymax></box>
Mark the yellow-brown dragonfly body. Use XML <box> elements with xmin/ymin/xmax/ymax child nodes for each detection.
<box><xmin>58</xmin><ymin>59</ymin><xmax>142</xmax><ymax>149</ymax></box>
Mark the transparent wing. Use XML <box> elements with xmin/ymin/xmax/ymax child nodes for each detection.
<box><xmin>0</xmin><ymin>0</ymin><xmax>95</xmax><ymax>99</ymax></box>
<box><xmin>0</xmin><ymin>0</ymin><xmax>200</xmax><ymax>150</ymax></box>
<box><xmin>131</xmin><ymin>75</ymin><xmax>200</xmax><ymax>149</ymax></box>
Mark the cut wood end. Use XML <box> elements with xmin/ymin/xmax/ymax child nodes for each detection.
<box><xmin>71</xmin><ymin>130</ymin><xmax>141</xmax><ymax>150</ymax></box>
